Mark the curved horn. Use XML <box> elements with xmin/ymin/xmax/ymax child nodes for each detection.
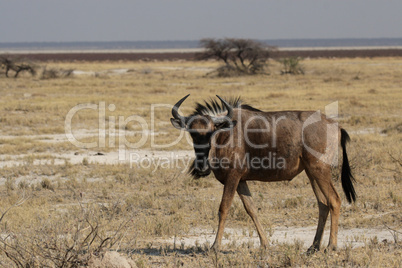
<box><xmin>216</xmin><ymin>95</ymin><xmax>233</xmax><ymax>119</ymax></box>
<box><xmin>171</xmin><ymin>94</ymin><xmax>190</xmax><ymax>121</ymax></box>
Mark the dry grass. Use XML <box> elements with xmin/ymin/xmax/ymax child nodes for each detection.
<box><xmin>0</xmin><ymin>57</ymin><xmax>401</xmax><ymax>267</ymax></box>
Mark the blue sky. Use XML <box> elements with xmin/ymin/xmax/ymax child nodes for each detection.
<box><xmin>1</xmin><ymin>0</ymin><xmax>401</xmax><ymax>42</ymax></box>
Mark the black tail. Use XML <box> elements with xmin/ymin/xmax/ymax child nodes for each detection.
<box><xmin>340</xmin><ymin>129</ymin><xmax>356</xmax><ymax>203</ymax></box>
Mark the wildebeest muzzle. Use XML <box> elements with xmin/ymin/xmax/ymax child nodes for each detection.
<box><xmin>192</xmin><ymin>148</ymin><xmax>211</xmax><ymax>178</ymax></box>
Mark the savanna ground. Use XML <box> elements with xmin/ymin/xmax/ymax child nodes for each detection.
<box><xmin>0</xmin><ymin>56</ymin><xmax>401</xmax><ymax>267</ymax></box>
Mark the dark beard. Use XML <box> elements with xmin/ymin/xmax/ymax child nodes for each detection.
<box><xmin>188</xmin><ymin>160</ymin><xmax>211</xmax><ymax>179</ymax></box>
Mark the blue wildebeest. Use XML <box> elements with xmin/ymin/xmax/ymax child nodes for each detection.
<box><xmin>170</xmin><ymin>94</ymin><xmax>356</xmax><ymax>252</ymax></box>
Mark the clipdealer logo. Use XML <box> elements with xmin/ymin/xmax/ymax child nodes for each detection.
<box><xmin>65</xmin><ymin>101</ymin><xmax>340</xmax><ymax>169</ymax></box>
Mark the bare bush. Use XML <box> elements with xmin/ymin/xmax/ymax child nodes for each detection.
<box><xmin>0</xmin><ymin>198</ymin><xmax>133</xmax><ymax>267</ymax></box>
<box><xmin>40</xmin><ymin>67</ymin><xmax>74</xmax><ymax>79</ymax></box>
<box><xmin>280</xmin><ymin>57</ymin><xmax>305</xmax><ymax>75</ymax></box>
<box><xmin>0</xmin><ymin>56</ymin><xmax>38</xmax><ymax>78</ymax></box>
<box><xmin>198</xmin><ymin>38</ymin><xmax>275</xmax><ymax>76</ymax></box>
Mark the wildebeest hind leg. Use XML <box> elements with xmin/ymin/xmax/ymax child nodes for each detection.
<box><xmin>305</xmin><ymin>166</ymin><xmax>341</xmax><ymax>252</ymax></box>
<box><xmin>306</xmin><ymin>176</ymin><xmax>330</xmax><ymax>253</ymax></box>
<box><xmin>237</xmin><ymin>181</ymin><xmax>268</xmax><ymax>248</ymax></box>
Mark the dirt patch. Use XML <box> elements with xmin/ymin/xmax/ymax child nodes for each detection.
<box><xmin>0</xmin><ymin>149</ymin><xmax>193</xmax><ymax>169</ymax></box>
<box><xmin>159</xmin><ymin>226</ymin><xmax>399</xmax><ymax>249</ymax></box>
<box><xmin>88</xmin><ymin>251</ymin><xmax>137</xmax><ymax>268</ymax></box>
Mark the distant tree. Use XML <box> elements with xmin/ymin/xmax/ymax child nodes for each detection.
<box><xmin>0</xmin><ymin>56</ymin><xmax>37</xmax><ymax>78</ymax></box>
<box><xmin>198</xmin><ymin>38</ymin><xmax>275</xmax><ymax>76</ymax></box>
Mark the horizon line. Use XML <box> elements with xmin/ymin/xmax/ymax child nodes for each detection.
<box><xmin>1</xmin><ymin>37</ymin><xmax>402</xmax><ymax>44</ymax></box>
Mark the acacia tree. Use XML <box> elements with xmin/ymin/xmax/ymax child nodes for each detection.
<box><xmin>198</xmin><ymin>38</ymin><xmax>274</xmax><ymax>76</ymax></box>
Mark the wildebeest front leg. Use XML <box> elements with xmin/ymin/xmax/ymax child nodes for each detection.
<box><xmin>237</xmin><ymin>181</ymin><xmax>268</xmax><ymax>248</ymax></box>
<box><xmin>211</xmin><ymin>177</ymin><xmax>240</xmax><ymax>251</ymax></box>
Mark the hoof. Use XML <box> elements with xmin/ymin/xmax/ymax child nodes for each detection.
<box><xmin>324</xmin><ymin>245</ymin><xmax>337</xmax><ymax>253</ymax></box>
<box><xmin>306</xmin><ymin>246</ymin><xmax>319</xmax><ymax>255</ymax></box>
<box><xmin>260</xmin><ymin>240</ymin><xmax>269</xmax><ymax>250</ymax></box>
<box><xmin>210</xmin><ymin>243</ymin><xmax>220</xmax><ymax>252</ymax></box>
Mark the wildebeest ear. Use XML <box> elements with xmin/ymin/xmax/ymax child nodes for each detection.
<box><xmin>215</xmin><ymin>120</ymin><xmax>237</xmax><ymax>131</ymax></box>
<box><xmin>170</xmin><ymin>118</ymin><xmax>185</xmax><ymax>130</ymax></box>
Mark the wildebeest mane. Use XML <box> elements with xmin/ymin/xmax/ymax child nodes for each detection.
<box><xmin>191</xmin><ymin>96</ymin><xmax>261</xmax><ymax>117</ymax></box>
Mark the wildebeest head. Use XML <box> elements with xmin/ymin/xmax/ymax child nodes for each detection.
<box><xmin>171</xmin><ymin>94</ymin><xmax>236</xmax><ymax>178</ymax></box>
